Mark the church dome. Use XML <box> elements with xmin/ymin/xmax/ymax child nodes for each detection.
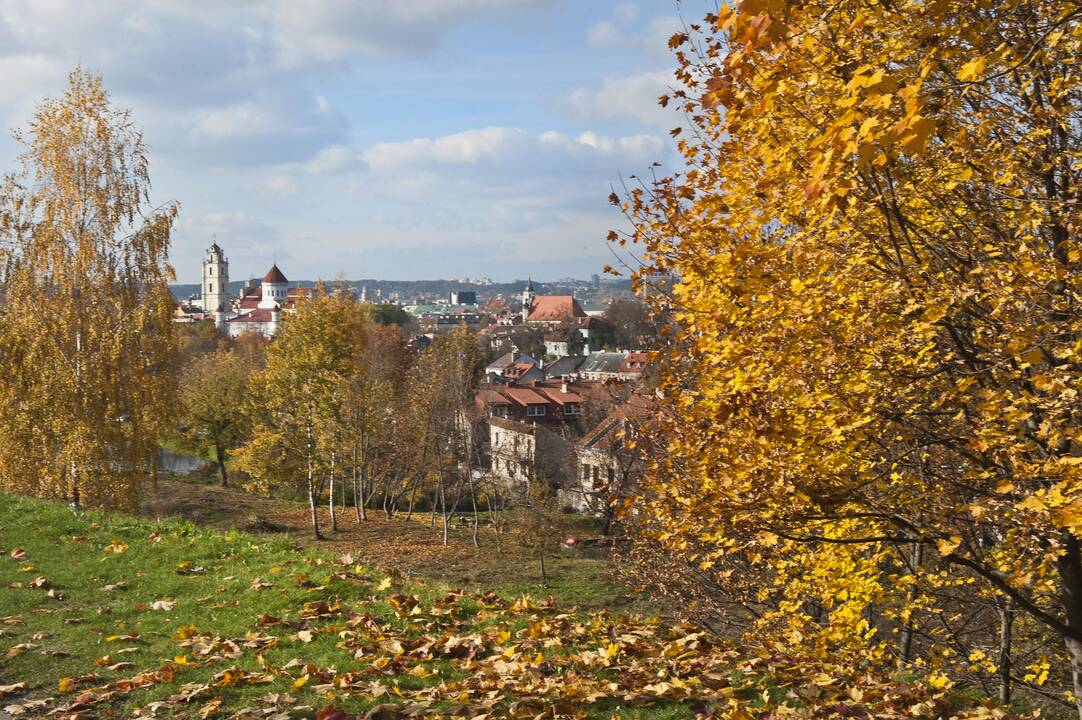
<box><xmin>262</xmin><ymin>264</ymin><xmax>288</xmax><ymax>284</ymax></box>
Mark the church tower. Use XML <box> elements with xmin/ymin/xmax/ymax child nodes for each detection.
<box><xmin>202</xmin><ymin>242</ymin><xmax>230</xmax><ymax>313</ymax></box>
<box><xmin>521</xmin><ymin>278</ymin><xmax>535</xmax><ymax>322</ymax></box>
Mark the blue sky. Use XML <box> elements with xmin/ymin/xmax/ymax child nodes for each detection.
<box><xmin>0</xmin><ymin>0</ymin><xmax>709</xmax><ymax>283</ymax></box>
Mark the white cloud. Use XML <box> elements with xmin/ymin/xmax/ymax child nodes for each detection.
<box><xmin>181</xmin><ymin>90</ymin><xmax>349</xmax><ymax>167</ymax></box>
<box><xmin>270</xmin><ymin>0</ymin><xmax>547</xmax><ymax>66</ymax></box>
<box><xmin>302</xmin><ymin>144</ymin><xmax>363</xmax><ymax>174</ymax></box>
<box><xmin>0</xmin><ymin>0</ymin><xmax>550</xmax><ymax>168</ymax></box>
<box><xmin>364</xmin><ymin>126</ymin><xmax>664</xmax><ymax>181</ymax></box>
<box><xmin>587</xmin><ymin>14</ymin><xmax>682</xmax><ymax>55</ymax></box>
<box><xmin>261</xmin><ymin>174</ymin><xmax>299</xmax><ymax>198</ymax></box>
<box><xmin>359</xmin><ymin>126</ymin><xmax>667</xmax><ymax>234</ymax></box>
<box><xmin>562</xmin><ymin>71</ymin><xmax>676</xmax><ymax>127</ymax></box>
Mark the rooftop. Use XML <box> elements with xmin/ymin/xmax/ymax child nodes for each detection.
<box><xmin>262</xmin><ymin>264</ymin><xmax>289</xmax><ymax>284</ymax></box>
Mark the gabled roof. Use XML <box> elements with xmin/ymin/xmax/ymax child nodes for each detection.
<box><xmin>518</xmin><ymin>367</ymin><xmax>545</xmax><ymax>384</ymax></box>
<box><xmin>525</xmin><ymin>295</ymin><xmax>588</xmax><ymax>322</ymax></box>
<box><xmin>534</xmin><ymin>387</ymin><xmax>583</xmax><ymax>405</ymax></box>
<box><xmin>478</xmin><ymin>388</ymin><xmax>512</xmax><ymax>406</ymax></box>
<box><xmin>504</xmin><ymin>361</ymin><xmax>537</xmax><ymax>379</ymax></box>
<box><xmin>579</xmin><ymin>352</ymin><xmax>628</xmax><ymax>374</ymax></box>
<box><xmin>579</xmin><ymin>394</ymin><xmax>654</xmax><ymax>452</ymax></box>
<box><xmin>487</xmin><ymin>352</ymin><xmax>518</xmax><ymax>370</ymax></box>
<box><xmin>502</xmin><ymin>387</ymin><xmax>550</xmax><ymax>406</ymax></box>
<box><xmin>542</xmin><ymin>356</ymin><xmax>585</xmax><ymax>379</ymax></box>
<box><xmin>262</xmin><ymin>264</ymin><xmax>289</xmax><ymax>284</ymax></box>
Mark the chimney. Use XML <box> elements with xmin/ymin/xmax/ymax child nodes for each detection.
<box><xmin>561</xmin><ymin>381</ymin><xmax>569</xmax><ymax>394</ymax></box>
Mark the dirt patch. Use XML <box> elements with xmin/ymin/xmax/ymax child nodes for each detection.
<box><xmin>139</xmin><ymin>479</ymin><xmax>645</xmax><ymax>611</ymax></box>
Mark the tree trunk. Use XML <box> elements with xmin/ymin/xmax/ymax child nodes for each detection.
<box><xmin>306</xmin><ymin>433</ymin><xmax>323</xmax><ymax>539</ymax></box>
<box><xmin>899</xmin><ymin>542</ymin><xmax>924</xmax><ymax>664</ymax></box>
<box><xmin>438</xmin><ymin>469</ymin><xmax>448</xmax><ymax>545</ymax></box>
<box><xmin>998</xmin><ymin>597</ymin><xmax>1014</xmax><ymax>706</ymax></box>
<box><xmin>307</xmin><ymin>479</ymin><xmax>323</xmax><ymax>540</ymax></box>
<box><xmin>1059</xmin><ymin>533</ymin><xmax>1082</xmax><ymax>720</ymax></box>
<box><xmin>359</xmin><ymin>441</ymin><xmax>372</xmax><ymax>519</ymax></box>
<box><xmin>215</xmin><ymin>443</ymin><xmax>228</xmax><ymax>487</ymax></box>
<box><xmin>329</xmin><ymin>451</ymin><xmax>337</xmax><ymax>532</ymax></box>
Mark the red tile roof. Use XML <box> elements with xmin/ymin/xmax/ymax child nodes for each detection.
<box><xmin>478</xmin><ymin>389</ymin><xmax>512</xmax><ymax>405</ymax></box>
<box><xmin>534</xmin><ymin>387</ymin><xmax>583</xmax><ymax>404</ymax></box>
<box><xmin>504</xmin><ymin>361</ymin><xmax>537</xmax><ymax>378</ymax></box>
<box><xmin>618</xmin><ymin>352</ymin><xmax>651</xmax><ymax>374</ymax></box>
<box><xmin>228</xmin><ymin>308</ymin><xmax>277</xmax><ymax>323</ymax></box>
<box><xmin>525</xmin><ymin>295</ymin><xmax>588</xmax><ymax>322</ymax></box>
<box><xmin>262</xmin><ymin>264</ymin><xmax>289</xmax><ymax>284</ymax></box>
<box><xmin>502</xmin><ymin>387</ymin><xmax>550</xmax><ymax>406</ymax></box>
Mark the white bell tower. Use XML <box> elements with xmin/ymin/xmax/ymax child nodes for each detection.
<box><xmin>202</xmin><ymin>241</ymin><xmax>230</xmax><ymax>313</ymax></box>
<box><xmin>521</xmin><ymin>278</ymin><xmax>535</xmax><ymax>321</ymax></box>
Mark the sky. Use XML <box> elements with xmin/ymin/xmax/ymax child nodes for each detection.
<box><xmin>0</xmin><ymin>0</ymin><xmax>708</xmax><ymax>283</ymax></box>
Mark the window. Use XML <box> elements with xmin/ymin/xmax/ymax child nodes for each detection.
<box><xmin>592</xmin><ymin>466</ymin><xmax>600</xmax><ymax>482</ymax></box>
<box><xmin>207</xmin><ymin>283</ymin><xmax>211</xmax><ymax>292</ymax></box>
<box><xmin>563</xmin><ymin>404</ymin><xmax>580</xmax><ymax>415</ymax></box>
<box><xmin>526</xmin><ymin>405</ymin><xmax>546</xmax><ymax>417</ymax></box>
<box><xmin>209</xmin><ymin>267</ymin><xmax>213</xmax><ymax>275</ymax></box>
<box><xmin>582</xmin><ymin>464</ymin><xmax>590</xmax><ymax>481</ymax></box>
<box><xmin>607</xmin><ymin>467</ymin><xmax>615</xmax><ymax>483</ymax></box>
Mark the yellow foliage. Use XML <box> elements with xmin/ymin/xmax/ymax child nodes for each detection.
<box><xmin>623</xmin><ymin>0</ymin><xmax>1082</xmax><ymax>705</ymax></box>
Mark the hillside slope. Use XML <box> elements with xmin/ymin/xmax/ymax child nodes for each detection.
<box><xmin>0</xmin><ymin>493</ymin><xmax>1025</xmax><ymax>719</ymax></box>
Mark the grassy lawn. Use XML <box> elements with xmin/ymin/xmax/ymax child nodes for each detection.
<box><xmin>0</xmin><ymin>492</ymin><xmax>705</xmax><ymax>718</ymax></box>
<box><xmin>0</xmin><ymin>491</ymin><xmax>1021</xmax><ymax>719</ymax></box>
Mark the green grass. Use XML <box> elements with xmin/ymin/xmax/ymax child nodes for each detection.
<box><xmin>0</xmin><ymin>492</ymin><xmax>694</xmax><ymax>719</ymax></box>
<box><xmin>0</xmin><ymin>491</ymin><xmax>1034</xmax><ymax>720</ymax></box>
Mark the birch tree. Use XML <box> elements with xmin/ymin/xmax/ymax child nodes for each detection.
<box><xmin>0</xmin><ymin>68</ymin><xmax>177</xmax><ymax>508</ymax></box>
<box><xmin>235</xmin><ymin>288</ymin><xmax>364</xmax><ymax>539</ymax></box>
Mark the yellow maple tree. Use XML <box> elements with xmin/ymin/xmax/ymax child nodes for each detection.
<box><xmin>623</xmin><ymin>0</ymin><xmax>1082</xmax><ymax>711</ymax></box>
